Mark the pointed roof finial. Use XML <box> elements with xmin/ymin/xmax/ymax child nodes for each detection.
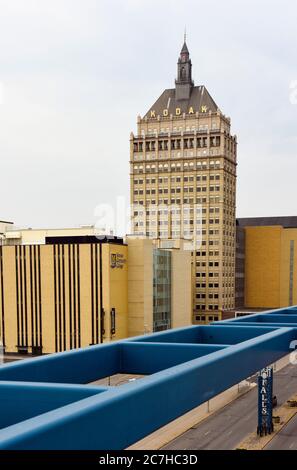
<box><xmin>180</xmin><ymin>27</ymin><xmax>189</xmax><ymax>55</ymax></box>
<box><xmin>181</xmin><ymin>30</ymin><xmax>189</xmax><ymax>55</ymax></box>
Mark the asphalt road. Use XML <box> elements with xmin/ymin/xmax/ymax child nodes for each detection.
<box><xmin>265</xmin><ymin>412</ymin><xmax>297</xmax><ymax>450</ymax></box>
<box><xmin>163</xmin><ymin>362</ymin><xmax>297</xmax><ymax>450</ymax></box>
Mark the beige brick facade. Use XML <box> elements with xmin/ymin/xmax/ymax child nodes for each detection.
<box><xmin>130</xmin><ymin>41</ymin><xmax>237</xmax><ymax>323</ymax></box>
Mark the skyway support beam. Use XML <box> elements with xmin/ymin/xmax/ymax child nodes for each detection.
<box><xmin>0</xmin><ymin>307</ymin><xmax>296</xmax><ymax>449</ymax></box>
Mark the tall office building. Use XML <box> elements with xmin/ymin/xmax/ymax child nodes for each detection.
<box><xmin>130</xmin><ymin>39</ymin><xmax>237</xmax><ymax>323</ymax></box>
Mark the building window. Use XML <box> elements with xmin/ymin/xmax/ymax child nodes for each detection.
<box><xmin>153</xmin><ymin>250</ymin><xmax>171</xmax><ymax>332</ymax></box>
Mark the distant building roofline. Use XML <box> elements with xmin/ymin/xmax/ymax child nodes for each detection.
<box><xmin>6</xmin><ymin>225</ymin><xmax>97</xmax><ymax>232</ymax></box>
<box><xmin>45</xmin><ymin>235</ymin><xmax>124</xmax><ymax>246</ymax></box>
<box><xmin>237</xmin><ymin>216</ymin><xmax>297</xmax><ymax>229</ymax></box>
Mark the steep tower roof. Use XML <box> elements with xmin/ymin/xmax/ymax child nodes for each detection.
<box><xmin>180</xmin><ymin>41</ymin><xmax>189</xmax><ymax>55</ymax></box>
<box><xmin>144</xmin><ymin>39</ymin><xmax>219</xmax><ymax>118</ymax></box>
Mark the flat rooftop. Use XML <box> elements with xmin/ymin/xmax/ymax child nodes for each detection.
<box><xmin>237</xmin><ymin>216</ymin><xmax>297</xmax><ymax>229</ymax></box>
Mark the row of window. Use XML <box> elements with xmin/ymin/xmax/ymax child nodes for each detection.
<box><xmin>196</xmin><ymin>261</ymin><xmax>220</xmax><ymax>267</ymax></box>
<box><xmin>137</xmin><ymin>207</ymin><xmax>222</xmax><ymax>216</ymax></box>
<box><xmin>135</xmin><ymin>148</ymin><xmax>223</xmax><ymax>161</ymax></box>
<box><xmin>133</xmin><ymin>203</ymin><xmax>220</xmax><ymax>216</ymax></box>
<box><xmin>145</xmin><ymin>123</ymin><xmax>220</xmax><ymax>134</ymax></box>
<box><xmin>196</xmin><ymin>286</ymin><xmax>234</xmax><ymax>292</ymax></box>
<box><xmin>133</xmin><ymin>145</ymin><xmax>235</xmax><ymax>161</ymax></box>
<box><xmin>133</xmin><ymin>206</ymin><xmax>223</xmax><ymax>217</ymax></box>
<box><xmin>195</xmin><ymin>306</ymin><xmax>220</xmax><ymax>313</ymax></box>
<box><xmin>135</xmin><ymin>134</ymin><xmax>235</xmax><ymax>150</ymax></box>
<box><xmin>195</xmin><ymin>315</ymin><xmax>220</xmax><ymax>321</ymax></box>
<box><xmin>134</xmin><ymin>229</ymin><xmax>233</xmax><ymax>242</ymax></box>
<box><xmin>196</xmin><ymin>294</ymin><xmax>220</xmax><ymax>300</ymax></box>
<box><xmin>133</xmin><ymin>197</ymin><xmax>223</xmax><ymax>206</ymax></box>
<box><xmin>134</xmin><ymin>198</ymin><xmax>224</xmax><ymax>205</ymax></box>
<box><xmin>134</xmin><ymin>185</ymin><xmax>222</xmax><ymax>195</ymax></box>
<box><xmin>196</xmin><ymin>258</ymin><xmax>234</xmax><ymax>268</ymax></box>
<box><xmin>197</xmin><ymin>251</ymin><xmax>220</xmax><ymax>256</ymax></box>
<box><xmin>195</xmin><ymin>275</ymin><xmax>234</xmax><ymax>283</ymax></box>
<box><xmin>196</xmin><ymin>283</ymin><xmax>220</xmax><ymax>288</ymax></box>
<box><xmin>196</xmin><ymin>272</ymin><xmax>220</xmax><ymax>278</ymax></box>
<box><xmin>135</xmin><ymin>219</ymin><xmax>222</xmax><ymax>228</ymax></box>
<box><xmin>133</xmin><ymin>174</ymin><xmax>222</xmax><ymax>185</ymax></box>
<box><xmin>133</xmin><ymin>136</ymin><xmax>222</xmax><ymax>153</ymax></box>
<box><xmin>197</xmin><ymin>242</ymin><xmax>235</xmax><ymax>250</ymax></box>
<box><xmin>133</xmin><ymin>160</ymin><xmax>222</xmax><ymax>173</ymax></box>
<box><xmin>134</xmin><ymin>215</ymin><xmax>231</xmax><ymax>234</ymax></box>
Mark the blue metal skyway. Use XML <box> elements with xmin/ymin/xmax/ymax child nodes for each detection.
<box><xmin>0</xmin><ymin>306</ymin><xmax>297</xmax><ymax>449</ymax></box>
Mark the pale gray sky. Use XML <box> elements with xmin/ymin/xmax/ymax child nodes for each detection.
<box><xmin>0</xmin><ymin>0</ymin><xmax>296</xmax><ymax>229</ymax></box>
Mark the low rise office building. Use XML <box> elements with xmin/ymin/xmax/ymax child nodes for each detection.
<box><xmin>236</xmin><ymin>216</ymin><xmax>297</xmax><ymax>310</ymax></box>
<box><xmin>0</xmin><ymin>228</ymin><xmax>191</xmax><ymax>354</ymax></box>
<box><xmin>0</xmin><ymin>220</ymin><xmax>14</xmax><ymax>243</ymax></box>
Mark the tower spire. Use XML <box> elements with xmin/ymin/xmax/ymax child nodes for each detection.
<box><xmin>175</xmin><ymin>33</ymin><xmax>194</xmax><ymax>100</ymax></box>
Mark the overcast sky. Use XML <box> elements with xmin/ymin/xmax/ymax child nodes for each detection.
<box><xmin>0</xmin><ymin>0</ymin><xmax>296</xmax><ymax>229</ymax></box>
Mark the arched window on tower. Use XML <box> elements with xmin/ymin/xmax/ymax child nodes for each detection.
<box><xmin>181</xmin><ymin>67</ymin><xmax>186</xmax><ymax>80</ymax></box>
